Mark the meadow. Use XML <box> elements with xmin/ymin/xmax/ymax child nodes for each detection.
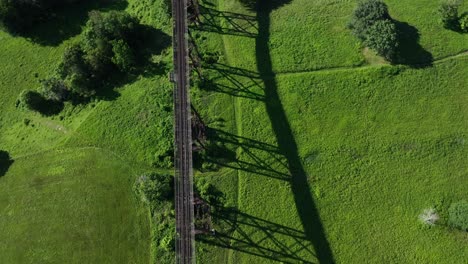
<box><xmin>192</xmin><ymin>0</ymin><xmax>468</xmax><ymax>263</ymax></box>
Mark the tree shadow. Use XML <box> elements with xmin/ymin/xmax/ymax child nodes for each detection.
<box><xmin>394</xmin><ymin>21</ymin><xmax>433</xmax><ymax>68</ymax></box>
<box><xmin>20</xmin><ymin>91</ymin><xmax>65</xmax><ymax>116</ymax></box>
<box><xmin>0</xmin><ymin>150</ymin><xmax>14</xmax><ymax>177</ymax></box>
<box><xmin>21</xmin><ymin>0</ymin><xmax>128</xmax><ymax>46</ymax></box>
<box><xmin>197</xmin><ymin>5</ymin><xmax>258</xmax><ymax>38</ymax></box>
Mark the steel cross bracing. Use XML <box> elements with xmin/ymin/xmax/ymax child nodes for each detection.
<box><xmin>172</xmin><ymin>0</ymin><xmax>195</xmax><ymax>262</ymax></box>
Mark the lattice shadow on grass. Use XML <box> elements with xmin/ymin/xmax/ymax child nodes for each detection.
<box><xmin>199</xmin><ymin>63</ymin><xmax>264</xmax><ymax>101</ymax></box>
<box><xmin>196</xmin><ymin>128</ymin><xmax>291</xmax><ymax>181</ymax></box>
<box><xmin>197</xmin><ymin>6</ymin><xmax>258</xmax><ymax>38</ymax></box>
<box><xmin>199</xmin><ymin>207</ymin><xmax>318</xmax><ymax>264</ymax></box>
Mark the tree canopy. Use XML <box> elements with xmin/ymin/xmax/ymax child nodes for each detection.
<box><xmin>348</xmin><ymin>0</ymin><xmax>399</xmax><ymax>62</ymax></box>
<box><xmin>348</xmin><ymin>0</ymin><xmax>391</xmax><ymax>40</ymax></box>
<box><xmin>364</xmin><ymin>19</ymin><xmax>398</xmax><ymax>60</ymax></box>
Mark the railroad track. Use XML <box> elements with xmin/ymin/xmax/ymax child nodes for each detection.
<box><xmin>172</xmin><ymin>0</ymin><xmax>195</xmax><ymax>263</ymax></box>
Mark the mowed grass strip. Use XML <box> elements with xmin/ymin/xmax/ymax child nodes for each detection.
<box><xmin>0</xmin><ymin>148</ymin><xmax>150</xmax><ymax>264</ymax></box>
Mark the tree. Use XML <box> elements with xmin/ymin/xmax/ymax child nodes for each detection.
<box><xmin>81</xmin><ymin>11</ymin><xmax>143</xmax><ymax>75</ymax></box>
<box><xmin>364</xmin><ymin>19</ymin><xmax>398</xmax><ymax>60</ymax></box>
<box><xmin>111</xmin><ymin>39</ymin><xmax>136</xmax><ymax>72</ymax></box>
<box><xmin>449</xmin><ymin>201</ymin><xmax>468</xmax><ymax>231</ymax></box>
<box><xmin>439</xmin><ymin>0</ymin><xmax>461</xmax><ymax>30</ymax></box>
<box><xmin>57</xmin><ymin>44</ymin><xmax>94</xmax><ymax>97</ymax></box>
<box><xmin>348</xmin><ymin>0</ymin><xmax>391</xmax><ymax>40</ymax></box>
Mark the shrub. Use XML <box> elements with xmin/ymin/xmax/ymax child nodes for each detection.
<box><xmin>419</xmin><ymin>208</ymin><xmax>440</xmax><ymax>226</ymax></box>
<box><xmin>195</xmin><ymin>178</ymin><xmax>225</xmax><ymax>207</ymax></box>
<box><xmin>439</xmin><ymin>0</ymin><xmax>461</xmax><ymax>30</ymax></box>
<box><xmin>134</xmin><ymin>173</ymin><xmax>173</xmax><ymax>206</ymax></box>
<box><xmin>460</xmin><ymin>12</ymin><xmax>468</xmax><ymax>32</ymax></box>
<box><xmin>348</xmin><ymin>0</ymin><xmax>391</xmax><ymax>41</ymax></box>
<box><xmin>39</xmin><ymin>77</ymin><xmax>69</xmax><ymax>101</ymax></box>
<box><xmin>364</xmin><ymin>19</ymin><xmax>398</xmax><ymax>60</ymax></box>
<box><xmin>448</xmin><ymin>201</ymin><xmax>468</xmax><ymax>231</ymax></box>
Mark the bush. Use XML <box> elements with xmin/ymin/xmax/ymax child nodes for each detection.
<box><xmin>134</xmin><ymin>173</ymin><xmax>173</xmax><ymax>206</ymax></box>
<box><xmin>348</xmin><ymin>0</ymin><xmax>391</xmax><ymax>41</ymax></box>
<box><xmin>460</xmin><ymin>12</ymin><xmax>468</xmax><ymax>32</ymax></box>
<box><xmin>39</xmin><ymin>77</ymin><xmax>69</xmax><ymax>101</ymax></box>
<box><xmin>364</xmin><ymin>19</ymin><xmax>398</xmax><ymax>60</ymax></box>
<box><xmin>448</xmin><ymin>201</ymin><xmax>468</xmax><ymax>231</ymax></box>
<box><xmin>439</xmin><ymin>0</ymin><xmax>461</xmax><ymax>30</ymax></box>
<box><xmin>419</xmin><ymin>208</ymin><xmax>440</xmax><ymax>226</ymax></box>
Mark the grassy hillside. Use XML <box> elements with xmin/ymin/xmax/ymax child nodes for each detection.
<box><xmin>0</xmin><ymin>0</ymin><xmax>174</xmax><ymax>263</ymax></box>
<box><xmin>193</xmin><ymin>0</ymin><xmax>468</xmax><ymax>263</ymax></box>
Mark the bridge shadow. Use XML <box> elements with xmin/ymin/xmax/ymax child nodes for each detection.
<box><xmin>254</xmin><ymin>0</ymin><xmax>335</xmax><ymax>262</ymax></box>
<box><xmin>199</xmin><ymin>207</ymin><xmax>317</xmax><ymax>263</ymax></box>
<box><xmin>197</xmin><ymin>182</ymin><xmax>317</xmax><ymax>263</ymax></box>
<box><xmin>194</xmin><ymin>0</ymin><xmax>336</xmax><ymax>262</ymax></box>
<box><xmin>197</xmin><ymin>5</ymin><xmax>257</xmax><ymax>38</ymax></box>
<box><xmin>199</xmin><ymin>63</ymin><xmax>264</xmax><ymax>101</ymax></box>
<box><xmin>197</xmin><ymin>128</ymin><xmax>290</xmax><ymax>181</ymax></box>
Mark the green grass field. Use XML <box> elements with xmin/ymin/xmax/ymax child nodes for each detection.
<box><xmin>0</xmin><ymin>148</ymin><xmax>150</xmax><ymax>263</ymax></box>
<box><xmin>193</xmin><ymin>0</ymin><xmax>468</xmax><ymax>263</ymax></box>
